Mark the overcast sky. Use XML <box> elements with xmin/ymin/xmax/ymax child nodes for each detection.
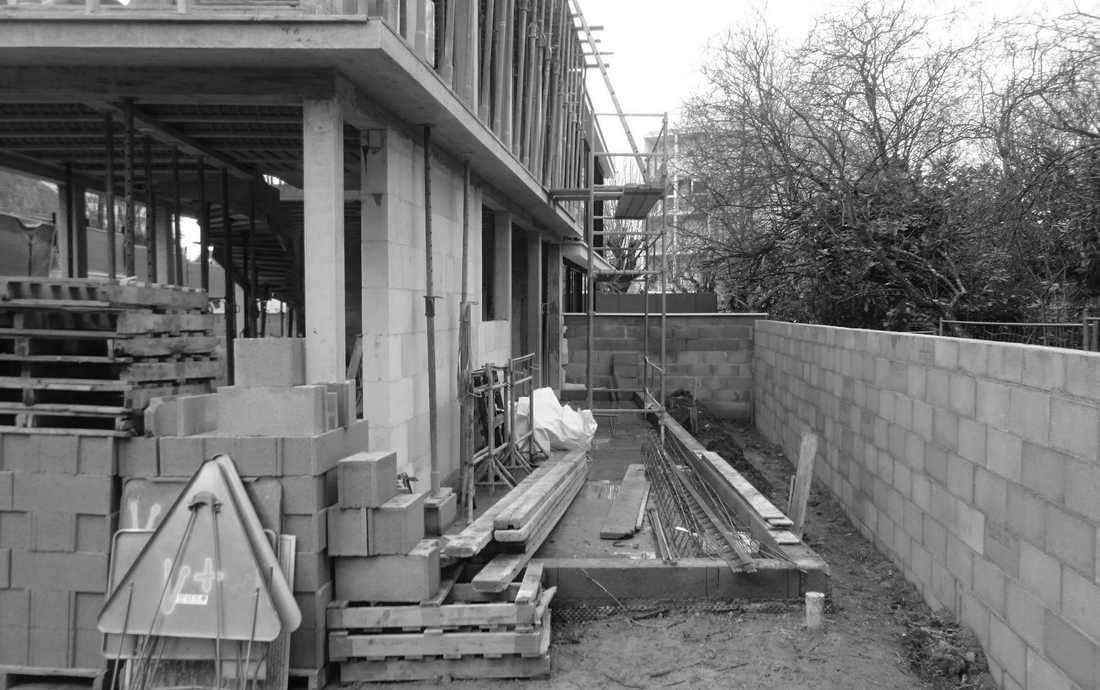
<box><xmin>577</xmin><ymin>0</ymin><xmax>1095</xmax><ymax>152</ymax></box>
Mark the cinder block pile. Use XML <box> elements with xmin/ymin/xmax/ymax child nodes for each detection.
<box><xmin>0</xmin><ymin>434</ymin><xmax>118</xmax><ymax>672</ymax></box>
<box><xmin>326</xmin><ymin>451</ymin><xmax>556</xmax><ymax>683</ymax></box>
<box><xmin>116</xmin><ymin>337</ymin><xmax>370</xmax><ymax>685</ymax></box>
<box><xmin>327</xmin><ymin>451</ymin><xmax>439</xmax><ymax>602</ymax></box>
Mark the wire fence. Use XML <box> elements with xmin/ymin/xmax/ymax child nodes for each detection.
<box><xmin>939</xmin><ymin>317</ymin><xmax>1100</xmax><ymax>351</ymax></box>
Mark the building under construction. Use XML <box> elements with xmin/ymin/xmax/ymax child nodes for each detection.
<box><xmin>0</xmin><ymin>1</ymin><xmax>843</xmax><ymax>688</ymax></box>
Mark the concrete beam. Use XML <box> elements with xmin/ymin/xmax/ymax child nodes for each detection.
<box><xmin>302</xmin><ymin>97</ymin><xmax>347</xmax><ymax>383</ymax></box>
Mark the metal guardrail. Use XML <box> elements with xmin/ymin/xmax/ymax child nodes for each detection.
<box><xmin>939</xmin><ymin>317</ymin><xmax>1100</xmax><ymax>351</ymax></box>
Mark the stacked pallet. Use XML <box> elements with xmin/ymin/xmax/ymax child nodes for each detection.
<box><xmin>0</xmin><ymin>277</ymin><xmax>218</xmax><ymax>436</ymax></box>
<box><xmin>116</xmin><ymin>337</ymin><xmax>372</xmax><ymax>689</ymax></box>
<box><xmin>327</xmin><ymin>563</ymin><xmax>554</xmax><ymax>683</ymax></box>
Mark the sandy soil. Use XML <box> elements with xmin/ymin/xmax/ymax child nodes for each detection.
<box><xmin>376</xmin><ymin>410</ymin><xmax>992</xmax><ymax>690</ymax></box>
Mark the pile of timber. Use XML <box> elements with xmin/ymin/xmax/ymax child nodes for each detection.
<box><xmin>327</xmin><ymin>563</ymin><xmax>554</xmax><ymax>683</ymax></box>
<box><xmin>443</xmin><ymin>447</ymin><xmax>588</xmax><ymax>593</ymax></box>
<box><xmin>0</xmin><ymin>277</ymin><xmax>218</xmax><ymax>436</ymax></box>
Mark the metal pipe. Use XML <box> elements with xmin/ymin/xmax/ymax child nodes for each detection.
<box><xmin>222</xmin><ymin>168</ymin><xmax>236</xmax><ymax>385</ymax></box>
<box><xmin>144</xmin><ymin>136</ymin><xmax>157</xmax><ymax>283</ymax></box>
<box><xmin>104</xmin><ymin>113</ymin><xmax>116</xmax><ymax>280</ymax></box>
<box><xmin>423</xmin><ymin>125</ymin><xmax>441</xmax><ymax>496</ymax></box>
<box><xmin>244</xmin><ymin>183</ymin><xmax>255</xmax><ymax>337</ymax></box>
<box><xmin>585</xmin><ymin>114</ymin><xmax>594</xmax><ymax>412</ymax></box>
<box><xmin>122</xmin><ymin>99</ymin><xmax>136</xmax><ymax>278</ymax></box>
<box><xmin>198</xmin><ymin>156</ymin><xmax>209</xmax><ymax>291</ymax></box>
<box><xmin>659</xmin><ymin>114</ymin><xmax>668</xmax><ymax>421</ymax></box>
<box><xmin>172</xmin><ymin>146</ymin><xmax>183</xmax><ymax>285</ymax></box>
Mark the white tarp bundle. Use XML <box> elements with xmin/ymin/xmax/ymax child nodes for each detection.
<box><xmin>515</xmin><ymin>387</ymin><xmax>598</xmax><ymax>456</ymax></box>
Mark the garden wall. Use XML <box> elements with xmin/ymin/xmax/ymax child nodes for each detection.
<box><xmin>754</xmin><ymin>320</ymin><xmax>1100</xmax><ymax>690</ymax></box>
<box><xmin>562</xmin><ymin>313</ymin><xmax>764</xmax><ymax>418</ymax></box>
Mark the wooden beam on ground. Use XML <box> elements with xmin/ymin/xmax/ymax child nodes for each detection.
<box><xmin>472</xmin><ymin>459</ymin><xmax>587</xmax><ymax>592</ymax></box>
<box><xmin>599</xmin><ymin>463</ymin><xmax>649</xmax><ymax>539</ymax></box>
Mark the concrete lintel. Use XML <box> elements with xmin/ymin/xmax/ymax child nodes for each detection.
<box><xmin>0</xmin><ymin>65</ymin><xmax>335</xmax><ymax>105</ymax></box>
<box><xmin>537</xmin><ymin>557</ymin><xmax>821</xmax><ymax>602</ymax></box>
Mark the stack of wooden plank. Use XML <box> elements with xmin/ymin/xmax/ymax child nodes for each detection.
<box><xmin>443</xmin><ymin>448</ymin><xmax>588</xmax><ymax>594</ymax></box>
<box><xmin>327</xmin><ymin>563</ymin><xmax>554</xmax><ymax>682</ymax></box>
<box><xmin>0</xmin><ymin>277</ymin><xmax>218</xmax><ymax>436</ymax></box>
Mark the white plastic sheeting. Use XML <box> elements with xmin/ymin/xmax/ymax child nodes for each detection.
<box><xmin>515</xmin><ymin>387</ymin><xmax>598</xmax><ymax>456</ymax></box>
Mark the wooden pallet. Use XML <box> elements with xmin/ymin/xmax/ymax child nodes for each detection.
<box><xmin>0</xmin><ymin>277</ymin><xmax>209</xmax><ymax>312</ymax></box>
<box><xmin>0</xmin><ymin>665</ymin><xmax>105</xmax><ymax>690</ymax></box>
<box><xmin>337</xmin><ymin>651</ymin><xmax>550</xmax><ymax>683</ymax></box>
<box><xmin>288</xmin><ymin>664</ymin><xmax>331</xmax><ymax>690</ymax></box>
<box><xmin>0</xmin><ymin>310</ymin><xmax>215</xmax><ymax>336</ymax></box>
<box><xmin>0</xmin><ymin>394</ymin><xmax>136</xmax><ymax>433</ymax></box>
<box><xmin>329</xmin><ymin>563</ymin><xmax>553</xmax><ymax>680</ymax></box>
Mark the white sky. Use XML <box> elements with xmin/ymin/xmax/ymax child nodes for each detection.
<box><xmin>577</xmin><ymin>0</ymin><xmax>1097</xmax><ymax>152</ymax></box>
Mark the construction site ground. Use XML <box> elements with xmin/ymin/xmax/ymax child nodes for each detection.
<box><xmin>387</xmin><ymin>407</ymin><xmax>993</xmax><ymax>690</ymax></box>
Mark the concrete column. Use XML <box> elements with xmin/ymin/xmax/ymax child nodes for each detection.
<box><xmin>303</xmin><ymin>98</ymin><xmax>347</xmax><ymax>383</ymax></box>
<box><xmin>526</xmin><ymin>233</ymin><xmax>543</xmax><ymax>385</ymax></box>
<box><xmin>545</xmin><ymin>241</ymin><xmax>563</xmax><ymax>392</ymax></box>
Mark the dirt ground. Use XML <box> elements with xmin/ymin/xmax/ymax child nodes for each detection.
<box><xmin>380</xmin><ymin>408</ymin><xmax>993</xmax><ymax>690</ymax></box>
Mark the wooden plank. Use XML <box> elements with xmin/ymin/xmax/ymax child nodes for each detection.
<box><xmin>513</xmin><ymin>562</ymin><xmax>543</xmax><ymax>604</ymax></box>
<box><xmin>788</xmin><ymin>432</ymin><xmax>818</xmax><ymax>539</ymax></box>
<box><xmin>329</xmin><ymin>624</ymin><xmax>549</xmax><ymax>660</ymax></box>
<box><xmin>327</xmin><ymin>600</ymin><xmax>536</xmax><ymax>631</ymax></box>
<box><xmin>0</xmin><ymin>402</ymin><xmax>129</xmax><ymax>415</ymax></box>
<box><xmin>442</xmin><ymin>455</ymin><xmax>559</xmax><ymax>558</ymax></box>
<box><xmin>448</xmin><ymin>582</ymin><xmax>521</xmax><ymax>603</ymax></box>
<box><xmin>116</xmin><ymin>311</ymin><xmax>215</xmax><ymax>335</ymax></box>
<box><xmin>0</xmin><ymin>425</ymin><xmax>129</xmax><ymax>437</ymax></box>
<box><xmin>599</xmin><ymin>463</ymin><xmax>650</xmax><ymax>540</ymax></box>
<box><xmin>492</xmin><ymin>448</ymin><xmax>584</xmax><ymax>529</ymax></box>
<box><xmin>493</xmin><ymin>462</ymin><xmax>586</xmax><ymax>543</ymax></box>
<box><xmin>473</xmin><ymin>463</ymin><xmax>586</xmax><ymax>592</ymax></box>
<box><xmin>337</xmin><ymin>652</ymin><xmax>550</xmax><ymax>682</ymax></box>
<box><xmin>122</xmin><ymin>359</ymin><xmax>221</xmax><ymax>382</ymax></box>
<box><xmin>112</xmin><ymin>335</ymin><xmax>219</xmax><ymax>358</ymax></box>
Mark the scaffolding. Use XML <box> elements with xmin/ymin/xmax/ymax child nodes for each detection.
<box><xmin>550</xmin><ymin>0</ymin><xmax>673</xmax><ymax>419</ymax></box>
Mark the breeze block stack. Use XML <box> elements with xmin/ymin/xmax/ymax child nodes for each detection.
<box><xmin>326</xmin><ymin>452</ymin><xmax>553</xmax><ymax>683</ymax></box>
<box><xmin>118</xmin><ymin>336</ymin><xmax>370</xmax><ymax>689</ymax></box>
<box><xmin>0</xmin><ymin>278</ymin><xmax>218</xmax><ymax>683</ymax></box>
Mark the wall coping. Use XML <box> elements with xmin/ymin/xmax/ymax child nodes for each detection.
<box><xmin>563</xmin><ymin>312</ymin><xmax>768</xmax><ymax>318</ymax></box>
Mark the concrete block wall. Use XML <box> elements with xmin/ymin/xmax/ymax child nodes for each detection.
<box><xmin>563</xmin><ymin>313</ymin><xmax>763</xmax><ymax>418</ymax></box>
<box><xmin>753</xmin><ymin>320</ymin><xmax>1100</xmax><ymax>690</ymax></box>
<box><xmin>361</xmin><ymin>125</ymin><xmax>514</xmax><ymax>482</ymax></box>
<box><xmin>0</xmin><ymin>434</ymin><xmax>118</xmax><ymax>669</ymax></box>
